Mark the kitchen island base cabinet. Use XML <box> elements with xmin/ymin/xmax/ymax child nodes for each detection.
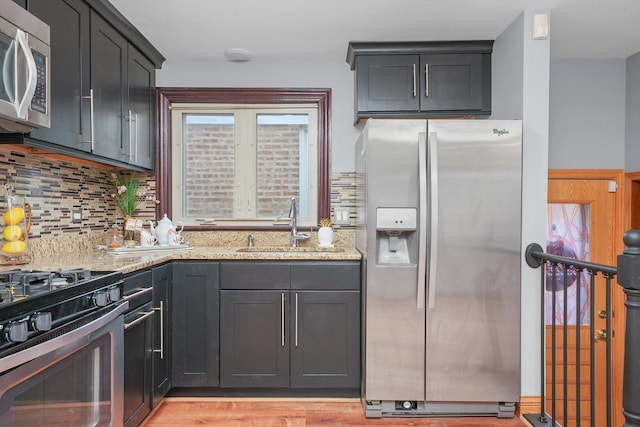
<box><xmin>171</xmin><ymin>262</ymin><xmax>219</xmax><ymax>388</ymax></box>
<box><xmin>219</xmin><ymin>261</ymin><xmax>360</xmax><ymax>391</ymax></box>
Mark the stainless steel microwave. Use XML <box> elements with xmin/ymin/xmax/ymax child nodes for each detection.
<box><xmin>0</xmin><ymin>0</ymin><xmax>50</xmax><ymax>133</ymax></box>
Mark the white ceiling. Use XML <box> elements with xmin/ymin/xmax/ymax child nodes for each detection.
<box><xmin>109</xmin><ymin>0</ymin><xmax>640</xmax><ymax>62</ymax></box>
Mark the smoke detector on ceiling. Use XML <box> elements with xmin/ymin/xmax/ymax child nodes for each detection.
<box><xmin>224</xmin><ymin>48</ymin><xmax>253</xmax><ymax>61</ymax></box>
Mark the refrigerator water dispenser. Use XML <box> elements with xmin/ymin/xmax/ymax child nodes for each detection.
<box><xmin>376</xmin><ymin>207</ymin><xmax>416</xmax><ymax>265</ymax></box>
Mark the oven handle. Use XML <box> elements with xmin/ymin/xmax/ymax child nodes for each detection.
<box><xmin>0</xmin><ymin>301</ymin><xmax>129</xmax><ymax>374</ymax></box>
<box><xmin>124</xmin><ymin>310</ymin><xmax>154</xmax><ymax>330</ymax></box>
<box><xmin>123</xmin><ymin>286</ymin><xmax>153</xmax><ymax>301</ymax></box>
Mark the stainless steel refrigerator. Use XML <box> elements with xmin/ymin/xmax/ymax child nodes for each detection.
<box><xmin>355</xmin><ymin>119</ymin><xmax>522</xmax><ymax>418</ymax></box>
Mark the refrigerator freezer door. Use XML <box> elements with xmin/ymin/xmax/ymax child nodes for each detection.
<box><xmin>424</xmin><ymin>120</ymin><xmax>522</xmax><ymax>404</ymax></box>
<box><xmin>361</xmin><ymin>119</ymin><xmax>426</xmax><ymax>401</ymax></box>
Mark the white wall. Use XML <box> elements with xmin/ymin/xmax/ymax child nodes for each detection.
<box><xmin>493</xmin><ymin>10</ymin><xmax>550</xmax><ymax>397</ymax></box>
<box><xmin>626</xmin><ymin>51</ymin><xmax>640</xmax><ymax>172</ymax></box>
<box><xmin>156</xmin><ymin>60</ymin><xmax>360</xmax><ymax>172</ymax></box>
<box><xmin>160</xmin><ymin>19</ymin><xmax>551</xmax><ymax>398</ymax></box>
<box><xmin>549</xmin><ymin>59</ymin><xmax>626</xmax><ymax>169</ymax></box>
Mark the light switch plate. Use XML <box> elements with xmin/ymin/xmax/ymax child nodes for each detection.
<box><xmin>72</xmin><ymin>210</ymin><xmax>82</xmax><ymax>223</ymax></box>
<box><xmin>333</xmin><ymin>207</ymin><xmax>350</xmax><ymax>225</ymax></box>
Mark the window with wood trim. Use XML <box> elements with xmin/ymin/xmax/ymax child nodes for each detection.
<box><xmin>155</xmin><ymin>88</ymin><xmax>331</xmax><ymax>230</ymax></box>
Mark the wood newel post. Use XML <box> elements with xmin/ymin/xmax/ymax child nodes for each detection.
<box><xmin>617</xmin><ymin>229</ymin><xmax>640</xmax><ymax>427</ymax></box>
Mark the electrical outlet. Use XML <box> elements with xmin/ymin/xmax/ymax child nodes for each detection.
<box><xmin>72</xmin><ymin>210</ymin><xmax>82</xmax><ymax>223</ymax></box>
<box><xmin>333</xmin><ymin>207</ymin><xmax>350</xmax><ymax>225</ymax></box>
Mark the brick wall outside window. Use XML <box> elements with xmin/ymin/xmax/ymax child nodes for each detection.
<box><xmin>257</xmin><ymin>125</ymin><xmax>300</xmax><ymax>217</ymax></box>
<box><xmin>184</xmin><ymin>124</ymin><xmax>301</xmax><ymax>218</ymax></box>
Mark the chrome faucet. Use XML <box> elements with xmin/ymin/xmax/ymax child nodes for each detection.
<box><xmin>288</xmin><ymin>197</ymin><xmax>309</xmax><ymax>248</ymax></box>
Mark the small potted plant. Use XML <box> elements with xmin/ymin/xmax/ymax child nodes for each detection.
<box><xmin>318</xmin><ymin>217</ymin><xmax>334</xmax><ymax>247</ymax></box>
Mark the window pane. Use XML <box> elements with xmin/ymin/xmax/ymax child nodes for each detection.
<box><xmin>545</xmin><ymin>203</ymin><xmax>591</xmax><ymax>326</ymax></box>
<box><xmin>183</xmin><ymin>114</ymin><xmax>235</xmax><ymax>218</ymax></box>
<box><xmin>256</xmin><ymin>114</ymin><xmax>309</xmax><ymax>219</ymax></box>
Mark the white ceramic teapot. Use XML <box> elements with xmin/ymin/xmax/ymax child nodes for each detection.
<box><xmin>148</xmin><ymin>214</ymin><xmax>183</xmax><ymax>246</ymax></box>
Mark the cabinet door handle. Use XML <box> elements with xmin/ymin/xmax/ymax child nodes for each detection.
<box><xmin>82</xmin><ymin>89</ymin><xmax>95</xmax><ymax>150</ymax></box>
<box><xmin>153</xmin><ymin>300</ymin><xmax>164</xmax><ymax>359</ymax></box>
<box><xmin>425</xmin><ymin>64</ymin><xmax>430</xmax><ymax>97</ymax></box>
<box><xmin>128</xmin><ymin>110</ymin><xmax>134</xmax><ymax>161</ymax></box>
<box><xmin>281</xmin><ymin>293</ymin><xmax>286</xmax><ymax>347</ymax></box>
<box><xmin>412</xmin><ymin>63</ymin><xmax>417</xmax><ymax>97</ymax></box>
<box><xmin>295</xmin><ymin>293</ymin><xmax>299</xmax><ymax>347</ymax></box>
<box><xmin>133</xmin><ymin>113</ymin><xmax>138</xmax><ymax>163</ymax></box>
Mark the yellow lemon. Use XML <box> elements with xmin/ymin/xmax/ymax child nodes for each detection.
<box><xmin>3</xmin><ymin>207</ymin><xmax>25</xmax><ymax>225</ymax></box>
<box><xmin>3</xmin><ymin>225</ymin><xmax>22</xmax><ymax>241</ymax></box>
<box><xmin>2</xmin><ymin>240</ymin><xmax>26</xmax><ymax>254</ymax></box>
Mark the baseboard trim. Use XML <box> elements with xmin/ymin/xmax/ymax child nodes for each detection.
<box><xmin>519</xmin><ymin>395</ymin><xmax>542</xmax><ymax>414</ymax></box>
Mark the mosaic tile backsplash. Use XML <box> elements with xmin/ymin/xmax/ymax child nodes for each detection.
<box><xmin>0</xmin><ymin>148</ymin><xmax>156</xmax><ymax>238</ymax></box>
<box><xmin>0</xmin><ymin>148</ymin><xmax>356</xmax><ymax>240</ymax></box>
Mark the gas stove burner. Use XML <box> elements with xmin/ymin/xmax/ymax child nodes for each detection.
<box><xmin>0</xmin><ymin>268</ymin><xmax>101</xmax><ymax>304</ymax></box>
<box><xmin>54</xmin><ymin>268</ymin><xmax>93</xmax><ymax>283</ymax></box>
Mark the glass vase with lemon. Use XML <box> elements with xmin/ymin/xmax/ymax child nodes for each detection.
<box><xmin>1</xmin><ymin>184</ymin><xmax>31</xmax><ymax>265</ymax></box>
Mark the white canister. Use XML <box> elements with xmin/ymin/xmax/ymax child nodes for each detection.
<box><xmin>317</xmin><ymin>226</ymin><xmax>334</xmax><ymax>247</ymax></box>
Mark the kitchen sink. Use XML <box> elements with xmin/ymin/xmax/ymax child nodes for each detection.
<box><xmin>236</xmin><ymin>246</ymin><xmax>345</xmax><ymax>253</ymax></box>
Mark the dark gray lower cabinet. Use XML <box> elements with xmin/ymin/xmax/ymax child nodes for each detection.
<box><xmin>290</xmin><ymin>290</ymin><xmax>360</xmax><ymax>388</ymax></box>
<box><xmin>219</xmin><ymin>261</ymin><xmax>360</xmax><ymax>390</ymax></box>
<box><xmin>172</xmin><ymin>262</ymin><xmax>219</xmax><ymax>387</ymax></box>
<box><xmin>152</xmin><ymin>263</ymin><xmax>172</xmax><ymax>406</ymax></box>
<box><xmin>122</xmin><ymin>271</ymin><xmax>154</xmax><ymax>427</ymax></box>
<box><xmin>123</xmin><ymin>301</ymin><xmax>153</xmax><ymax>426</ymax></box>
<box><xmin>220</xmin><ymin>290</ymin><xmax>290</xmax><ymax>387</ymax></box>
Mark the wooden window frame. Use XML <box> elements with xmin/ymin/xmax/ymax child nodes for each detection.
<box><xmin>155</xmin><ymin>87</ymin><xmax>331</xmax><ymax>230</ymax></box>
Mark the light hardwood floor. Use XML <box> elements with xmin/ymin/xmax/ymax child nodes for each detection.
<box><xmin>141</xmin><ymin>398</ymin><xmax>529</xmax><ymax>426</ymax></box>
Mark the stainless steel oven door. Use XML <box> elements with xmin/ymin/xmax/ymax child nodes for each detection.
<box><xmin>0</xmin><ymin>301</ymin><xmax>127</xmax><ymax>427</ymax></box>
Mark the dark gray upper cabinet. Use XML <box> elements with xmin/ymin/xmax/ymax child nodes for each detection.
<box><xmin>4</xmin><ymin>0</ymin><xmax>163</xmax><ymax>171</ymax></box>
<box><xmin>347</xmin><ymin>41</ymin><xmax>493</xmax><ymax>122</ymax></box>
<box><xmin>91</xmin><ymin>10</ymin><xmax>127</xmax><ymax>162</ymax></box>
<box><xmin>171</xmin><ymin>262</ymin><xmax>219</xmax><ymax>388</ymax></box>
<box><xmin>26</xmin><ymin>0</ymin><xmax>92</xmax><ymax>152</ymax></box>
<box><xmin>90</xmin><ymin>11</ymin><xmax>156</xmax><ymax>169</ymax></box>
<box><xmin>128</xmin><ymin>48</ymin><xmax>155</xmax><ymax>170</ymax></box>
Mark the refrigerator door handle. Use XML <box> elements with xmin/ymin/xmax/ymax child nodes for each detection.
<box><xmin>427</xmin><ymin>131</ymin><xmax>438</xmax><ymax>309</ymax></box>
<box><xmin>417</xmin><ymin>132</ymin><xmax>427</xmax><ymax>309</ymax></box>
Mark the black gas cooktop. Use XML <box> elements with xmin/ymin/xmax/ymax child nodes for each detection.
<box><xmin>0</xmin><ymin>268</ymin><xmax>124</xmax><ymax>355</ymax></box>
<box><xmin>0</xmin><ymin>268</ymin><xmax>123</xmax><ymax>318</ymax></box>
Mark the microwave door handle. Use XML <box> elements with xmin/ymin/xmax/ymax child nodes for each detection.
<box><xmin>2</xmin><ymin>39</ymin><xmax>16</xmax><ymax>103</ymax></box>
<box><xmin>15</xmin><ymin>29</ymin><xmax>37</xmax><ymax>120</ymax></box>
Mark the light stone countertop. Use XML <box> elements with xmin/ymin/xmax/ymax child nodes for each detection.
<box><xmin>1</xmin><ymin>230</ymin><xmax>361</xmax><ymax>274</ymax></box>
